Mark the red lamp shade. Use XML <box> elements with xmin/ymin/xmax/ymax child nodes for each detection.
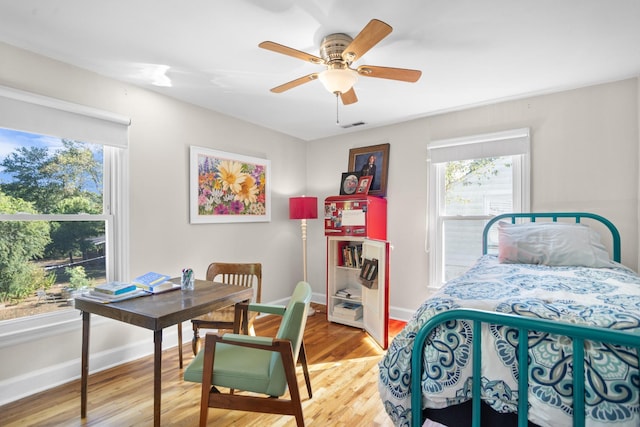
<box><xmin>289</xmin><ymin>196</ymin><xmax>318</xmax><ymax>220</ymax></box>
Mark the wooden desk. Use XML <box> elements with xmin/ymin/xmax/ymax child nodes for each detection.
<box><xmin>75</xmin><ymin>279</ymin><xmax>253</xmax><ymax>427</ymax></box>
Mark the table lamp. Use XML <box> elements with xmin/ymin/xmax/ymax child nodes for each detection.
<box><xmin>289</xmin><ymin>196</ymin><xmax>318</xmax><ymax>283</ymax></box>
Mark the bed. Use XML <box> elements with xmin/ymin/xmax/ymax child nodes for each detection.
<box><xmin>378</xmin><ymin>212</ymin><xmax>640</xmax><ymax>427</ymax></box>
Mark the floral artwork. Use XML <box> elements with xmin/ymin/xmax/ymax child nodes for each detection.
<box><xmin>190</xmin><ymin>146</ymin><xmax>271</xmax><ymax>223</ymax></box>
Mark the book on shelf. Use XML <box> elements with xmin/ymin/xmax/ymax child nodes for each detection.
<box><xmin>333</xmin><ymin>302</ymin><xmax>363</xmax><ymax>320</ymax></box>
<box><xmin>334</xmin><ymin>301</ymin><xmax>362</xmax><ymax>314</ymax></box>
<box><xmin>132</xmin><ymin>272</ymin><xmax>172</xmax><ymax>290</ymax></box>
<box><xmin>332</xmin><ymin>311</ymin><xmax>362</xmax><ymax>321</ymax></box>
<box><xmin>93</xmin><ymin>281</ymin><xmax>137</xmax><ymax>295</ymax></box>
<box><xmin>340</xmin><ymin>243</ymin><xmax>363</xmax><ymax>268</ymax></box>
<box><xmin>335</xmin><ymin>287</ymin><xmax>362</xmax><ymax>300</ymax></box>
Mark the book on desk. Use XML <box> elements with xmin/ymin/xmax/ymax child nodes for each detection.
<box><xmin>132</xmin><ymin>272</ymin><xmax>178</xmax><ymax>293</ymax></box>
<box><xmin>132</xmin><ymin>272</ymin><xmax>171</xmax><ymax>288</ymax></box>
<box><xmin>93</xmin><ymin>281</ymin><xmax>137</xmax><ymax>295</ymax></box>
<box><xmin>87</xmin><ymin>284</ymin><xmax>146</xmax><ymax>302</ymax></box>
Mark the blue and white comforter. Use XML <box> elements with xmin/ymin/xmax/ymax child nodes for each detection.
<box><xmin>378</xmin><ymin>255</ymin><xmax>640</xmax><ymax>427</ymax></box>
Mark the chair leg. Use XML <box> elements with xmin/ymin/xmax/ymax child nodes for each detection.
<box><xmin>199</xmin><ymin>335</ymin><xmax>218</xmax><ymax>427</ymax></box>
<box><xmin>298</xmin><ymin>340</ymin><xmax>312</xmax><ymax>398</ymax></box>
<box><xmin>192</xmin><ymin>324</ymin><xmax>201</xmax><ymax>355</ymax></box>
<box><xmin>279</xmin><ymin>341</ymin><xmax>306</xmax><ymax>427</ymax></box>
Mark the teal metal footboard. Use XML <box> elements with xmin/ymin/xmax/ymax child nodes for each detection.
<box><xmin>410</xmin><ymin>308</ymin><xmax>640</xmax><ymax>427</ymax></box>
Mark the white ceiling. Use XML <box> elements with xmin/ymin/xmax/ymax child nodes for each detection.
<box><xmin>0</xmin><ymin>0</ymin><xmax>639</xmax><ymax>141</ymax></box>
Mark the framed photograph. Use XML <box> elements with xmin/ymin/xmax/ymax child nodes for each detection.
<box><xmin>340</xmin><ymin>171</ymin><xmax>361</xmax><ymax>195</ymax></box>
<box><xmin>356</xmin><ymin>175</ymin><xmax>372</xmax><ymax>194</ymax></box>
<box><xmin>348</xmin><ymin>143</ymin><xmax>390</xmax><ymax>196</ymax></box>
<box><xmin>190</xmin><ymin>146</ymin><xmax>271</xmax><ymax>223</ymax></box>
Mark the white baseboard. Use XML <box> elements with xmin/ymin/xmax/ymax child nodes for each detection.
<box><xmin>0</xmin><ymin>319</ymin><xmax>183</xmax><ymax>407</ymax></box>
<box><xmin>388</xmin><ymin>306</ymin><xmax>414</xmax><ymax>322</ymax></box>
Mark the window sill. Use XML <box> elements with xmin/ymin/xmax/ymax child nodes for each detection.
<box><xmin>0</xmin><ymin>309</ymin><xmax>81</xmax><ymax>349</ymax></box>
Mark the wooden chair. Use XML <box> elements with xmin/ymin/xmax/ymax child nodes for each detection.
<box><xmin>191</xmin><ymin>262</ymin><xmax>262</xmax><ymax>355</ymax></box>
<box><xmin>184</xmin><ymin>281</ymin><xmax>312</xmax><ymax>426</ymax></box>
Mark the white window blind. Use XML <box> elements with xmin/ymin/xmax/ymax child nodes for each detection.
<box><xmin>426</xmin><ymin>127</ymin><xmax>531</xmax><ymax>288</ymax></box>
<box><xmin>0</xmin><ymin>85</ymin><xmax>130</xmax><ymax>148</ymax></box>
<box><xmin>428</xmin><ymin>128</ymin><xmax>530</xmax><ymax>163</ymax></box>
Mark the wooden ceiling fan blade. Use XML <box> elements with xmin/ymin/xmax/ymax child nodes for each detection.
<box><xmin>270</xmin><ymin>73</ymin><xmax>318</xmax><ymax>93</ymax></box>
<box><xmin>357</xmin><ymin>65</ymin><xmax>422</xmax><ymax>82</ymax></box>
<box><xmin>340</xmin><ymin>87</ymin><xmax>358</xmax><ymax>105</ymax></box>
<box><xmin>259</xmin><ymin>41</ymin><xmax>324</xmax><ymax>64</ymax></box>
<box><xmin>342</xmin><ymin>19</ymin><xmax>392</xmax><ymax>62</ymax></box>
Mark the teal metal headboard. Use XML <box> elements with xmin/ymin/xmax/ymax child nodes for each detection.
<box><xmin>481</xmin><ymin>212</ymin><xmax>621</xmax><ymax>263</ymax></box>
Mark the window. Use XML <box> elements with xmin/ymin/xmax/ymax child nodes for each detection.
<box><xmin>427</xmin><ymin>128</ymin><xmax>530</xmax><ymax>288</ymax></box>
<box><xmin>0</xmin><ymin>86</ymin><xmax>129</xmax><ymax>322</ymax></box>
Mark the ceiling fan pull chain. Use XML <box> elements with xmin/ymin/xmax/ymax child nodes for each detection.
<box><xmin>335</xmin><ymin>93</ymin><xmax>340</xmax><ymax>125</ymax></box>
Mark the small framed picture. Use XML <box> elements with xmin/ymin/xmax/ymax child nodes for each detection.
<box><xmin>356</xmin><ymin>175</ymin><xmax>372</xmax><ymax>194</ymax></box>
<box><xmin>340</xmin><ymin>171</ymin><xmax>361</xmax><ymax>195</ymax></box>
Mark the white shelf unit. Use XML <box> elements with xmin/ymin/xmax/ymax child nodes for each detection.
<box><xmin>326</xmin><ymin>236</ymin><xmax>389</xmax><ymax>348</ymax></box>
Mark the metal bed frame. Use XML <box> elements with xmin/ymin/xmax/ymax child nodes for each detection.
<box><xmin>410</xmin><ymin>213</ymin><xmax>636</xmax><ymax>427</ymax></box>
<box><xmin>482</xmin><ymin>212</ymin><xmax>620</xmax><ymax>263</ymax></box>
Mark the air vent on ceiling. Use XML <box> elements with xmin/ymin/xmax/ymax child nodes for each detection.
<box><xmin>341</xmin><ymin>121</ymin><xmax>366</xmax><ymax>129</ymax></box>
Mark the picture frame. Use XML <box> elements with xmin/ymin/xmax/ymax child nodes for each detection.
<box><xmin>356</xmin><ymin>175</ymin><xmax>373</xmax><ymax>195</ymax></box>
<box><xmin>348</xmin><ymin>143</ymin><xmax>390</xmax><ymax>197</ymax></box>
<box><xmin>190</xmin><ymin>146</ymin><xmax>271</xmax><ymax>223</ymax></box>
<box><xmin>339</xmin><ymin>171</ymin><xmax>361</xmax><ymax>195</ymax></box>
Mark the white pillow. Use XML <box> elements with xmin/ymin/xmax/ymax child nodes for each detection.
<box><xmin>497</xmin><ymin>221</ymin><xmax>614</xmax><ymax>267</ymax></box>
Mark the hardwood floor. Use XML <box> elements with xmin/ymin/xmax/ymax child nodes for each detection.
<box><xmin>2</xmin><ymin>304</ymin><xmax>406</xmax><ymax>426</ymax></box>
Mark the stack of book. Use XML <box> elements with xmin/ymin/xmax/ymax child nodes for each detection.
<box><xmin>333</xmin><ymin>302</ymin><xmax>363</xmax><ymax>321</ymax></box>
<box><xmin>89</xmin><ymin>281</ymin><xmax>142</xmax><ymax>301</ymax></box>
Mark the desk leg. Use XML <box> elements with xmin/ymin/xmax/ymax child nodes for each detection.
<box><xmin>233</xmin><ymin>300</ymin><xmax>250</xmax><ymax>334</ymax></box>
<box><xmin>153</xmin><ymin>329</ymin><xmax>162</xmax><ymax>427</ymax></box>
<box><xmin>177</xmin><ymin>322</ymin><xmax>183</xmax><ymax>369</ymax></box>
<box><xmin>241</xmin><ymin>299</ymin><xmax>250</xmax><ymax>335</ymax></box>
<box><xmin>81</xmin><ymin>311</ymin><xmax>90</xmax><ymax>418</ymax></box>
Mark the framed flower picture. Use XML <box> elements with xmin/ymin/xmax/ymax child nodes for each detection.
<box><xmin>190</xmin><ymin>146</ymin><xmax>271</xmax><ymax>223</ymax></box>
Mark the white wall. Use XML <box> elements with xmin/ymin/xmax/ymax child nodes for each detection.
<box><xmin>306</xmin><ymin>78</ymin><xmax>640</xmax><ymax>319</ymax></box>
<box><xmin>0</xmin><ymin>41</ymin><xmax>313</xmax><ymax>405</ymax></box>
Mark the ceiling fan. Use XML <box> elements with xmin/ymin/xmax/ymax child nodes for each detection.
<box><xmin>259</xmin><ymin>19</ymin><xmax>422</xmax><ymax>105</ymax></box>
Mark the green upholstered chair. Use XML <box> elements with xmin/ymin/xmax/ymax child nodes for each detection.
<box><xmin>184</xmin><ymin>281</ymin><xmax>313</xmax><ymax>426</ymax></box>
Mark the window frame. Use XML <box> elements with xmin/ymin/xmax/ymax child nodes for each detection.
<box><xmin>427</xmin><ymin>128</ymin><xmax>530</xmax><ymax>289</ymax></box>
<box><xmin>0</xmin><ymin>86</ymin><xmax>129</xmax><ymax>331</ymax></box>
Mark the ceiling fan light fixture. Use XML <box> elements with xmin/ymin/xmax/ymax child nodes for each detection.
<box><xmin>318</xmin><ymin>68</ymin><xmax>358</xmax><ymax>94</ymax></box>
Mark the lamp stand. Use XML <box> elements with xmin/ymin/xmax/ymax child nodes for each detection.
<box><xmin>300</xmin><ymin>218</ymin><xmax>315</xmax><ymax>316</ymax></box>
<box><xmin>289</xmin><ymin>195</ymin><xmax>318</xmax><ymax>317</ymax></box>
<box><xmin>300</xmin><ymin>219</ymin><xmax>308</xmax><ymax>282</ymax></box>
